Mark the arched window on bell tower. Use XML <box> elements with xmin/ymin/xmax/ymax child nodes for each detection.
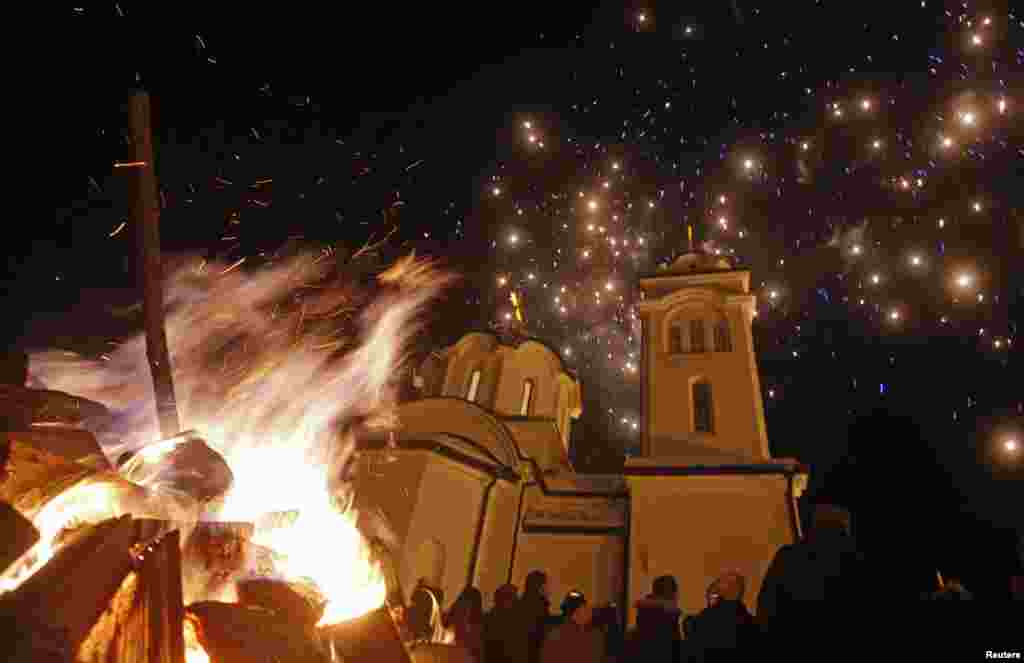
<box><xmin>693</xmin><ymin>379</ymin><xmax>714</xmax><ymax>433</ymax></box>
<box><xmin>689</xmin><ymin>319</ymin><xmax>706</xmax><ymax>353</ymax></box>
<box><xmin>714</xmin><ymin>318</ymin><xmax>732</xmax><ymax>352</ymax></box>
<box><xmin>466</xmin><ymin>368</ymin><xmax>482</xmax><ymax>402</ymax></box>
<box><xmin>520</xmin><ymin>379</ymin><xmax>535</xmax><ymax>415</ymax></box>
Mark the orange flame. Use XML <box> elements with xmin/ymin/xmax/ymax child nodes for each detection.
<box><xmin>17</xmin><ymin>251</ymin><xmax>455</xmax><ymax>626</ymax></box>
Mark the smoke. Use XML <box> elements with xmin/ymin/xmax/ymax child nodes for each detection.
<box><xmin>30</xmin><ymin>251</ymin><xmax>456</xmax><ymax>464</ymax></box>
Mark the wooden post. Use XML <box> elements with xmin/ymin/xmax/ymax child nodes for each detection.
<box><xmin>126</xmin><ymin>90</ymin><xmax>180</xmax><ymax>439</ymax></box>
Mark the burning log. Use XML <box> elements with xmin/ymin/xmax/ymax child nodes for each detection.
<box><xmin>77</xmin><ymin>529</ymin><xmax>185</xmax><ymax>663</ymax></box>
<box><xmin>0</xmin><ymin>500</ymin><xmax>38</xmax><ymax>574</ymax></box>
<box><xmin>0</xmin><ymin>518</ymin><xmax>183</xmax><ymax>663</ymax></box>
<box><xmin>0</xmin><ymin>516</ymin><xmax>139</xmax><ymax>659</ymax></box>
<box><xmin>4</xmin><ymin>428</ymin><xmax>111</xmax><ymax>471</ymax></box>
<box><xmin>1</xmin><ymin>438</ymin><xmax>101</xmax><ymax>516</ymax></box>
<box><xmin>118</xmin><ymin>431</ymin><xmax>234</xmax><ymax>508</ymax></box>
<box><xmin>236</xmin><ymin>578</ymin><xmax>325</xmax><ymax>628</ymax></box>
<box><xmin>186</xmin><ymin>601</ymin><xmax>330</xmax><ymax>663</ymax></box>
<box><xmin>0</xmin><ymin>438</ymin><xmax>149</xmax><ymax>520</ymax></box>
<box><xmin>320</xmin><ymin>605</ymin><xmax>412</xmax><ymax>663</ymax></box>
<box><xmin>182</xmin><ymin>521</ymin><xmax>254</xmax><ymax>604</ymax></box>
<box><xmin>0</xmin><ymin>384</ymin><xmax>111</xmax><ymax>431</ymax></box>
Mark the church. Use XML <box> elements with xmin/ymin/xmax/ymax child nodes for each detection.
<box><xmin>352</xmin><ymin>250</ymin><xmax>808</xmax><ymax>623</ymax></box>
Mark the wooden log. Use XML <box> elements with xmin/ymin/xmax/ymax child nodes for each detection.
<box><xmin>186</xmin><ymin>601</ymin><xmax>329</xmax><ymax>663</ymax></box>
<box><xmin>0</xmin><ymin>438</ymin><xmax>96</xmax><ymax>517</ymax></box>
<box><xmin>0</xmin><ymin>516</ymin><xmax>138</xmax><ymax>660</ymax></box>
<box><xmin>76</xmin><ymin>528</ymin><xmax>185</xmax><ymax>663</ymax></box>
<box><xmin>320</xmin><ymin>605</ymin><xmax>412</xmax><ymax>663</ymax></box>
<box><xmin>4</xmin><ymin>428</ymin><xmax>111</xmax><ymax>471</ymax></box>
<box><xmin>118</xmin><ymin>431</ymin><xmax>233</xmax><ymax>505</ymax></box>
<box><xmin>0</xmin><ymin>439</ymin><xmax>149</xmax><ymax>520</ymax></box>
<box><xmin>127</xmin><ymin>90</ymin><xmax>181</xmax><ymax>440</ymax></box>
<box><xmin>0</xmin><ymin>499</ymin><xmax>38</xmax><ymax>575</ymax></box>
<box><xmin>181</xmin><ymin>521</ymin><xmax>254</xmax><ymax>604</ymax></box>
<box><xmin>236</xmin><ymin>578</ymin><xmax>325</xmax><ymax>628</ymax></box>
<box><xmin>0</xmin><ymin>385</ymin><xmax>111</xmax><ymax>430</ymax></box>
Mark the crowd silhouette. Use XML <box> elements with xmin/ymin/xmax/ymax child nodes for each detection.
<box><xmin>389</xmin><ymin>502</ymin><xmax>995</xmax><ymax>662</ymax></box>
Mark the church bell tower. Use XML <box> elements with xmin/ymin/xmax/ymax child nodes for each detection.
<box><xmin>637</xmin><ymin>251</ymin><xmax>770</xmax><ymax>461</ymax></box>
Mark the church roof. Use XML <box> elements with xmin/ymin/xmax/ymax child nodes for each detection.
<box><xmin>640</xmin><ymin>251</ymin><xmax>737</xmax><ymax>279</ymax></box>
<box><xmin>444</xmin><ymin>329</ymin><xmax>578</xmax><ymax>379</ymax></box>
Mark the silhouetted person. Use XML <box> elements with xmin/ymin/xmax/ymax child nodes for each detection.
<box><xmin>540</xmin><ymin>593</ymin><xmax>604</xmax><ymax>663</ymax></box>
<box><xmin>407</xmin><ymin>581</ymin><xmax>448</xmax><ymax>643</ymax></box>
<box><xmin>629</xmin><ymin>574</ymin><xmax>682</xmax><ymax>663</ymax></box>
<box><xmin>756</xmin><ymin>503</ymin><xmax>866</xmax><ymax>645</ymax></box>
<box><xmin>484</xmin><ymin>584</ymin><xmax>524</xmax><ymax>663</ymax></box>
<box><xmin>687</xmin><ymin>571</ymin><xmax>758</xmax><ymax>659</ymax></box>
<box><xmin>519</xmin><ymin>570</ymin><xmax>551</xmax><ymax>663</ymax></box>
<box><xmin>591</xmin><ymin>603</ymin><xmax>623</xmax><ymax>662</ymax></box>
<box><xmin>445</xmin><ymin>586</ymin><xmax>485</xmax><ymax>662</ymax></box>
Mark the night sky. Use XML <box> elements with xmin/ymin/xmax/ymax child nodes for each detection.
<box><xmin>19</xmin><ymin>2</ymin><xmax>1024</xmax><ymax>597</ymax></box>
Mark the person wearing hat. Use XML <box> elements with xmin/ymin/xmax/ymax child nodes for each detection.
<box><xmin>540</xmin><ymin>591</ymin><xmax>603</xmax><ymax>663</ymax></box>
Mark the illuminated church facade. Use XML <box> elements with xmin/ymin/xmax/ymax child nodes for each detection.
<box><xmin>353</xmin><ymin>252</ymin><xmax>808</xmax><ymax>621</ymax></box>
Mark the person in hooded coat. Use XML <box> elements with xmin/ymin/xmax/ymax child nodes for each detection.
<box><xmin>628</xmin><ymin>575</ymin><xmax>682</xmax><ymax>663</ymax></box>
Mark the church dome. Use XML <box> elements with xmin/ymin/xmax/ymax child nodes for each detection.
<box><xmin>662</xmin><ymin>251</ymin><xmax>733</xmax><ymax>274</ymax></box>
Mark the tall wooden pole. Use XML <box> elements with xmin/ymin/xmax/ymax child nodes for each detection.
<box><xmin>126</xmin><ymin>90</ymin><xmax>181</xmax><ymax>439</ymax></box>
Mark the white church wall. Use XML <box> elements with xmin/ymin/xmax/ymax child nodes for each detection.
<box><xmin>353</xmin><ymin>450</ymin><xmax>429</xmax><ymax>550</ymax></box>
<box><xmin>470</xmin><ymin>479</ymin><xmax>521</xmax><ymax>610</ymax></box>
<box><xmin>643</xmin><ymin>299</ymin><xmax>768</xmax><ymax>461</ymax></box>
<box><xmin>511</xmin><ymin>533</ymin><xmax>624</xmax><ymax>611</ymax></box>
<box><xmin>503</xmin><ymin>419</ymin><xmax>565</xmax><ymax>470</ymax></box>
<box><xmin>626</xmin><ymin>473</ymin><xmax>796</xmax><ymax>622</ymax></box>
<box><xmin>492</xmin><ymin>344</ymin><xmax>558</xmax><ymax>418</ymax></box>
<box><xmin>403</xmin><ymin>454</ymin><xmax>491</xmax><ymax>606</ymax></box>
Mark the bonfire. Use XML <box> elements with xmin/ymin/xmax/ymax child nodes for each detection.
<box><xmin>0</xmin><ymin>249</ymin><xmax>454</xmax><ymax>662</ymax></box>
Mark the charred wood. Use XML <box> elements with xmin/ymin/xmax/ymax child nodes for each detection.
<box><xmin>186</xmin><ymin>601</ymin><xmax>329</xmax><ymax>663</ymax></box>
<box><xmin>320</xmin><ymin>605</ymin><xmax>412</xmax><ymax>663</ymax></box>
<box><xmin>77</xmin><ymin>528</ymin><xmax>185</xmax><ymax>663</ymax></box>
<box><xmin>3</xmin><ymin>429</ymin><xmax>110</xmax><ymax>471</ymax></box>
<box><xmin>0</xmin><ymin>500</ymin><xmax>38</xmax><ymax>575</ymax></box>
<box><xmin>0</xmin><ymin>516</ymin><xmax>138</xmax><ymax>660</ymax></box>
<box><xmin>0</xmin><ymin>385</ymin><xmax>111</xmax><ymax>431</ymax></box>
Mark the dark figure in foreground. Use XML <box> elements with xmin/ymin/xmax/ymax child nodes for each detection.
<box><xmin>444</xmin><ymin>586</ymin><xmax>485</xmax><ymax>662</ymax></box>
<box><xmin>687</xmin><ymin>571</ymin><xmax>758</xmax><ymax>659</ymax></box>
<box><xmin>591</xmin><ymin>603</ymin><xmax>624</xmax><ymax>662</ymax></box>
<box><xmin>539</xmin><ymin>592</ymin><xmax>604</xmax><ymax>663</ymax></box>
<box><xmin>483</xmin><ymin>584</ymin><xmax>524</xmax><ymax>663</ymax></box>
<box><xmin>756</xmin><ymin>503</ymin><xmax>866</xmax><ymax>644</ymax></box>
<box><xmin>519</xmin><ymin>570</ymin><xmax>551</xmax><ymax>663</ymax></box>
<box><xmin>628</xmin><ymin>574</ymin><xmax>682</xmax><ymax>663</ymax></box>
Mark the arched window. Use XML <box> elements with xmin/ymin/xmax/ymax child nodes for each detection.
<box><xmin>466</xmin><ymin>369</ymin><xmax>482</xmax><ymax>402</ymax></box>
<box><xmin>669</xmin><ymin>325</ymin><xmax>684</xmax><ymax>354</ymax></box>
<box><xmin>520</xmin><ymin>379</ymin><xmax>535</xmax><ymax>415</ymax></box>
<box><xmin>714</xmin><ymin>318</ymin><xmax>732</xmax><ymax>352</ymax></box>
<box><xmin>693</xmin><ymin>380</ymin><xmax>714</xmax><ymax>433</ymax></box>
<box><xmin>689</xmin><ymin>319</ymin><xmax>706</xmax><ymax>353</ymax></box>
